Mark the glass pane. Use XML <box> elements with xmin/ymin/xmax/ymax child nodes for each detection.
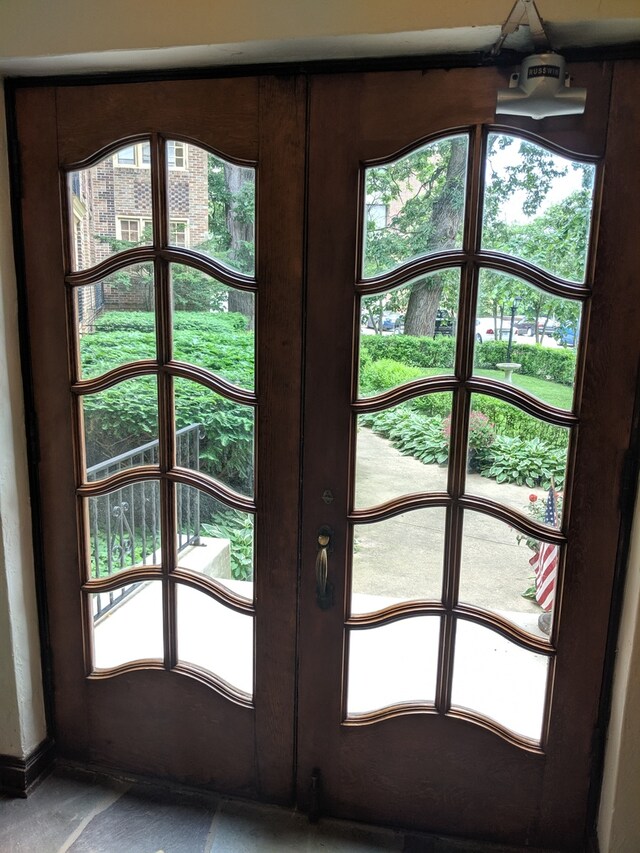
<box><xmin>362</xmin><ymin>134</ymin><xmax>469</xmax><ymax>278</ymax></box>
<box><xmin>354</xmin><ymin>393</ymin><xmax>452</xmax><ymax>510</ymax></box>
<box><xmin>76</xmin><ymin>264</ymin><xmax>156</xmax><ymax>380</ymax></box>
<box><xmin>482</xmin><ymin>133</ymin><xmax>596</xmax><ymax>282</ymax></box>
<box><xmin>176</xmin><ymin>584</ymin><xmax>253</xmax><ymax>696</ymax></box>
<box><xmin>175</xmin><ymin>485</ymin><xmax>254</xmax><ymax>600</ymax></box>
<box><xmin>347</xmin><ymin>616</ymin><xmax>440</xmax><ymax>715</ymax></box>
<box><xmin>451</xmin><ymin>619</ymin><xmax>549</xmax><ymax>741</ymax></box>
<box><xmin>466</xmin><ymin>393</ymin><xmax>568</xmax><ymax>527</ymax></box>
<box><xmin>82</xmin><ymin>376</ymin><xmax>158</xmax><ymax>476</ymax></box>
<box><xmin>460</xmin><ymin>510</ymin><xmax>558</xmax><ymax>639</ymax></box>
<box><xmin>351</xmin><ymin>508</ymin><xmax>445</xmax><ymax>614</ymax></box>
<box><xmin>171</xmin><ymin>264</ymin><xmax>255</xmax><ymax>389</ymax></box>
<box><xmin>91</xmin><ymin>580</ymin><xmax>163</xmax><ymax>669</ymax></box>
<box><xmin>167</xmin><ymin>142</ymin><xmax>255</xmax><ymax>276</ymax></box>
<box><xmin>174</xmin><ymin>377</ymin><xmax>254</xmax><ymax>497</ymax></box>
<box><xmin>68</xmin><ymin>143</ymin><xmax>153</xmax><ymax>272</ymax></box>
<box><xmin>474</xmin><ymin>270</ymin><xmax>580</xmax><ymax>409</ymax></box>
<box><xmin>86</xmin><ymin>481</ymin><xmax>161</xmax><ymax>580</ymax></box>
<box><xmin>359</xmin><ymin>271</ymin><xmax>459</xmax><ymax>397</ymax></box>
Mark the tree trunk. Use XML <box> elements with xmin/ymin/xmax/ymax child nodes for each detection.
<box><xmin>404</xmin><ymin>278</ymin><xmax>444</xmax><ymax>336</ymax></box>
<box><xmin>228</xmin><ymin>289</ymin><xmax>255</xmax><ymax>329</ymax></box>
<box><xmin>404</xmin><ymin>138</ymin><xmax>467</xmax><ymax>336</ymax></box>
<box><xmin>225</xmin><ymin>164</ymin><xmax>255</xmax><ymax>329</ymax></box>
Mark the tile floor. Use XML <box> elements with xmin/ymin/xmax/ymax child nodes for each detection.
<box><xmin>0</xmin><ymin>768</ymin><xmax>556</xmax><ymax>853</ymax></box>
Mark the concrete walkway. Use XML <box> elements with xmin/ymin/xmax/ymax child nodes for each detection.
<box><xmin>354</xmin><ymin>427</ymin><xmax>546</xmax><ymax>621</ymax></box>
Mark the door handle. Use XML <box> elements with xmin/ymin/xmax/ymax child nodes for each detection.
<box><xmin>315</xmin><ymin>526</ymin><xmax>334</xmax><ymax>610</ymax></box>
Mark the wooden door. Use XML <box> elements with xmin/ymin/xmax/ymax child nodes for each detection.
<box><xmin>13</xmin><ymin>61</ymin><xmax>640</xmax><ymax>850</ymax></box>
<box><xmin>14</xmin><ymin>76</ymin><xmax>305</xmax><ymax>801</ymax></box>
<box><xmin>297</xmin><ymin>62</ymin><xmax>640</xmax><ymax>849</ymax></box>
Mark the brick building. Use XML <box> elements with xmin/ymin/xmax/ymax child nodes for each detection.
<box><xmin>70</xmin><ymin>140</ymin><xmax>210</xmax><ymax>327</ymax></box>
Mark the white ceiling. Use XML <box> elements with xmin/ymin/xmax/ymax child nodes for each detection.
<box><xmin>1</xmin><ymin>19</ymin><xmax>638</xmax><ymax>76</ymax></box>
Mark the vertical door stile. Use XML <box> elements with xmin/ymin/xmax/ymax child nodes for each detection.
<box><xmin>62</xmin><ymin>152</ymin><xmax>94</xmax><ymax>681</ymax></box>
<box><xmin>151</xmin><ymin>133</ymin><xmax>176</xmax><ymax>670</ymax></box>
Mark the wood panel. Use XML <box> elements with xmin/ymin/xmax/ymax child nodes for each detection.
<box><xmin>297</xmin><ymin>63</ymin><xmax>632</xmax><ymax>850</ymax></box>
<box><xmin>55</xmin><ymin>78</ymin><xmax>260</xmax><ymax>164</ymax></box>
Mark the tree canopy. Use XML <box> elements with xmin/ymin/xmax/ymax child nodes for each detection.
<box><xmin>361</xmin><ymin>132</ymin><xmax>594</xmax><ymax>339</ymax></box>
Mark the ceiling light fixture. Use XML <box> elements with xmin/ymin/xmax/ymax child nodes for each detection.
<box><xmin>492</xmin><ymin>0</ymin><xmax>587</xmax><ymax>120</ymax></box>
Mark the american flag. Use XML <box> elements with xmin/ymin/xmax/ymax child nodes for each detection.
<box><xmin>529</xmin><ymin>485</ymin><xmax>559</xmax><ymax>613</ymax></box>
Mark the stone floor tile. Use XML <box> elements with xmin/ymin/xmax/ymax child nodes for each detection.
<box><xmin>0</xmin><ymin>771</ymin><xmax>126</xmax><ymax>853</ymax></box>
<box><xmin>67</xmin><ymin>782</ymin><xmax>217</xmax><ymax>853</ymax></box>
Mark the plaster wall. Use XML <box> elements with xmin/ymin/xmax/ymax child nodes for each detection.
<box><xmin>598</xmin><ymin>478</ymin><xmax>640</xmax><ymax>852</ymax></box>
<box><xmin>0</xmin><ymin>85</ymin><xmax>47</xmax><ymax>759</ymax></box>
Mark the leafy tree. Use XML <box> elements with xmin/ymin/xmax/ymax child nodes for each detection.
<box><xmin>362</xmin><ymin>132</ymin><xmax>593</xmax><ymax>339</ymax></box>
<box><xmin>204</xmin><ymin>158</ymin><xmax>255</xmax><ymax>326</ymax></box>
<box><xmin>479</xmin><ymin>136</ymin><xmax>592</xmax><ymax>342</ymax></box>
<box><xmin>363</xmin><ymin>137</ymin><xmax>467</xmax><ymax>336</ymax></box>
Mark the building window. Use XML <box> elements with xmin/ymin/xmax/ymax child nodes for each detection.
<box><xmin>366</xmin><ymin>203</ymin><xmax>388</xmax><ymax>229</ymax></box>
<box><xmin>114</xmin><ymin>141</ymin><xmax>187</xmax><ymax>169</ymax></box>
<box><xmin>167</xmin><ymin>141</ymin><xmax>186</xmax><ymax>169</ymax></box>
<box><xmin>169</xmin><ymin>220</ymin><xmax>189</xmax><ymax>248</ymax></box>
<box><xmin>118</xmin><ymin>218</ymin><xmax>142</xmax><ymax>243</ymax></box>
<box><xmin>115</xmin><ymin>145</ymin><xmax>137</xmax><ymax>166</ymax></box>
<box><xmin>117</xmin><ymin>217</ymin><xmax>187</xmax><ymax>246</ymax></box>
<box><xmin>117</xmin><ymin>218</ymin><xmax>152</xmax><ymax>243</ymax></box>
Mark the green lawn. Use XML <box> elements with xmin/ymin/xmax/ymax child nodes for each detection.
<box><xmin>475</xmin><ymin>369</ymin><xmax>574</xmax><ymax>409</ymax></box>
<box><xmin>364</xmin><ymin>365</ymin><xmax>573</xmax><ymax>410</ymax></box>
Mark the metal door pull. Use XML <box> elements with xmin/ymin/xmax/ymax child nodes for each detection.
<box><xmin>315</xmin><ymin>527</ymin><xmax>333</xmax><ymax>609</ymax></box>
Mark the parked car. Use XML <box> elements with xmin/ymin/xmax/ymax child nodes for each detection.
<box><xmin>364</xmin><ymin>311</ymin><xmax>403</xmax><ymax>332</ymax></box>
<box><xmin>434</xmin><ymin>309</ymin><xmax>454</xmax><ymax>336</ymax></box>
<box><xmin>555</xmin><ymin>323</ymin><xmax>577</xmax><ymax>347</ymax></box>
<box><xmin>514</xmin><ymin>317</ymin><xmax>535</xmax><ymax>336</ymax></box>
<box><xmin>537</xmin><ymin>317</ymin><xmax>560</xmax><ymax>335</ymax></box>
<box><xmin>475</xmin><ymin>317</ymin><xmax>514</xmax><ymax>343</ymax></box>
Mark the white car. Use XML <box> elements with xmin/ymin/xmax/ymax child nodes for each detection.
<box><xmin>475</xmin><ymin>316</ymin><xmax>560</xmax><ymax>348</ymax></box>
<box><xmin>475</xmin><ymin>317</ymin><xmax>514</xmax><ymax>343</ymax></box>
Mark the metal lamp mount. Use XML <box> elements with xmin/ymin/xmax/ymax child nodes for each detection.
<box><xmin>492</xmin><ymin>0</ymin><xmax>587</xmax><ymax>120</ymax></box>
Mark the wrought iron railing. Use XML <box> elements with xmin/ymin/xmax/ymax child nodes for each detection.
<box><xmin>87</xmin><ymin>423</ymin><xmax>203</xmax><ymax>620</ymax></box>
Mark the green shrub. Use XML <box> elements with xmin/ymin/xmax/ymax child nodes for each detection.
<box><xmin>81</xmin><ymin>313</ymin><xmax>255</xmax><ymax>492</ymax></box>
<box><xmin>359</xmin><ymin>357</ymin><xmax>452</xmax><ymax>418</ymax></box>
<box><xmin>202</xmin><ymin>510</ymin><xmax>254</xmax><ymax>581</ymax></box>
<box><xmin>360</xmin><ymin>335</ymin><xmax>576</xmax><ymax>387</ymax></box>
<box><xmin>444</xmin><ymin>410</ymin><xmax>496</xmax><ymax>472</ymax></box>
<box><xmin>359</xmin><ymin>358</ymin><xmax>429</xmax><ymax>396</ymax></box>
<box><xmin>475</xmin><ymin>340</ymin><xmax>576</xmax><ymax>386</ymax></box>
<box><xmin>361</xmin><ymin>403</ymin><xmax>567</xmax><ymax>490</ymax></box>
<box><xmin>360</xmin><ymin>335</ymin><xmax>455</xmax><ymax>370</ymax></box>
<box><xmin>481</xmin><ymin>436</ymin><xmax>566</xmax><ymax>489</ymax></box>
<box><xmin>359</xmin><ymin>356</ymin><xmax>568</xmax><ymax>450</ymax></box>
<box><xmin>94</xmin><ymin>310</ymin><xmax>250</xmax><ymax>335</ymax></box>
<box><xmin>362</xmin><ymin>406</ymin><xmax>448</xmax><ymax>465</ymax></box>
<box><xmin>471</xmin><ymin>395</ymin><xmax>568</xmax><ymax>449</ymax></box>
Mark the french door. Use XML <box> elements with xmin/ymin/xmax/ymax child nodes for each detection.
<box><xmin>13</xmin><ymin>61</ymin><xmax>640</xmax><ymax>849</ymax></box>
<box><xmin>15</xmin><ymin>76</ymin><xmax>306</xmax><ymax>800</ymax></box>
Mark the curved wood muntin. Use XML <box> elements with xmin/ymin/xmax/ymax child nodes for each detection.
<box><xmin>341</xmin><ymin>114</ymin><xmax>595</xmax><ymax>756</ymax></box>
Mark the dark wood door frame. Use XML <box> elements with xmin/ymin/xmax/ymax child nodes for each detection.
<box><xmin>297</xmin><ymin>62</ymin><xmax>640</xmax><ymax>850</ymax></box>
<box><xmin>15</xmin><ymin>75</ymin><xmax>306</xmax><ymax>802</ymax></box>
<box><xmin>10</xmin><ymin>59</ymin><xmax>640</xmax><ymax>850</ymax></box>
